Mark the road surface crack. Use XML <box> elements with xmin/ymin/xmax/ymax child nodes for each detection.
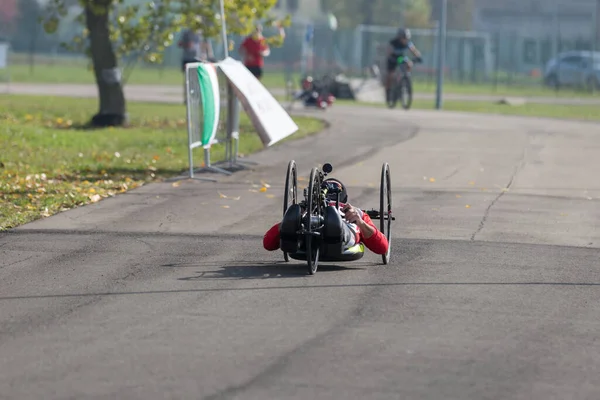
<box><xmin>470</xmin><ymin>149</ymin><xmax>526</xmax><ymax>241</ymax></box>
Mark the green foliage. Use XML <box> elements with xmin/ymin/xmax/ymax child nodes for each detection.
<box><xmin>429</xmin><ymin>0</ymin><xmax>473</xmax><ymax>30</ymax></box>
<box><xmin>42</xmin><ymin>0</ymin><xmax>289</xmax><ymax>65</ymax></box>
<box><xmin>402</xmin><ymin>0</ymin><xmax>432</xmax><ymax>28</ymax></box>
<box><xmin>321</xmin><ymin>0</ymin><xmax>431</xmax><ymax>29</ymax></box>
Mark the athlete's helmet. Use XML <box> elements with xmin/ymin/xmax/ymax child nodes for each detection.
<box><xmin>323</xmin><ymin>178</ymin><xmax>348</xmax><ymax>203</ymax></box>
<box><xmin>397</xmin><ymin>28</ymin><xmax>411</xmax><ymax>40</ymax></box>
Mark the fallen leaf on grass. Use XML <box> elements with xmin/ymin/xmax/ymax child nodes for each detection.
<box><xmin>90</xmin><ymin>194</ymin><xmax>102</xmax><ymax>203</ymax></box>
<box><xmin>259</xmin><ymin>187</ymin><xmax>267</xmax><ymax>193</ymax></box>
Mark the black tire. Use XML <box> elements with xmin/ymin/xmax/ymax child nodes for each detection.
<box><xmin>400</xmin><ymin>77</ymin><xmax>413</xmax><ymax>110</ymax></box>
<box><xmin>386</xmin><ymin>84</ymin><xmax>398</xmax><ymax>109</ymax></box>
<box><xmin>283</xmin><ymin>160</ymin><xmax>298</xmax><ymax>262</ymax></box>
<box><xmin>306</xmin><ymin>167</ymin><xmax>322</xmax><ymax>275</ymax></box>
<box><xmin>380</xmin><ymin>163</ymin><xmax>392</xmax><ymax>264</ymax></box>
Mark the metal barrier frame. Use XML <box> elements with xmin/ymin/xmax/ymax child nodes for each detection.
<box><xmin>185</xmin><ymin>61</ymin><xmax>232</xmax><ymax>181</ymax></box>
<box><xmin>222</xmin><ymin>81</ymin><xmax>258</xmax><ymax>170</ymax></box>
<box><xmin>185</xmin><ymin>60</ymin><xmax>271</xmax><ymax>181</ymax></box>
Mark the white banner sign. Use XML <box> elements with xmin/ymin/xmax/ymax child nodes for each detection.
<box><xmin>0</xmin><ymin>43</ymin><xmax>8</xmax><ymax>69</ymax></box>
<box><xmin>218</xmin><ymin>57</ymin><xmax>298</xmax><ymax>147</ymax></box>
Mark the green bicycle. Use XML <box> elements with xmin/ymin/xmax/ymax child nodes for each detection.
<box><xmin>387</xmin><ymin>55</ymin><xmax>418</xmax><ymax>110</ymax></box>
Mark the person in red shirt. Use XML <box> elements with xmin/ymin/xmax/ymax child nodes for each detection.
<box><xmin>239</xmin><ymin>24</ymin><xmax>284</xmax><ymax>80</ymax></box>
<box><xmin>263</xmin><ymin>179</ymin><xmax>389</xmax><ymax>255</ymax></box>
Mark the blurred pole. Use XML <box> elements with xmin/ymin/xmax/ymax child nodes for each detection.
<box><xmin>594</xmin><ymin>0</ymin><xmax>599</xmax><ymax>93</ymax></box>
<box><xmin>435</xmin><ymin>0</ymin><xmax>447</xmax><ymax>110</ymax></box>
<box><xmin>362</xmin><ymin>0</ymin><xmax>374</xmax><ymax>70</ymax></box>
<box><xmin>552</xmin><ymin>0</ymin><xmax>558</xmax><ymax>58</ymax></box>
<box><xmin>219</xmin><ymin>0</ymin><xmax>229</xmax><ymax>58</ymax></box>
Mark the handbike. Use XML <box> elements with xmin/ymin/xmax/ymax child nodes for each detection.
<box><xmin>281</xmin><ymin>161</ymin><xmax>394</xmax><ymax>275</ymax></box>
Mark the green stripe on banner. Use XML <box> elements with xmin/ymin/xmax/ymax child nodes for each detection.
<box><xmin>197</xmin><ymin>64</ymin><xmax>217</xmax><ymax>147</ymax></box>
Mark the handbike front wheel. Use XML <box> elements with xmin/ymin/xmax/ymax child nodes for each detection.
<box><xmin>283</xmin><ymin>160</ymin><xmax>298</xmax><ymax>262</ymax></box>
<box><xmin>386</xmin><ymin>85</ymin><xmax>398</xmax><ymax>109</ymax></box>
<box><xmin>306</xmin><ymin>167</ymin><xmax>322</xmax><ymax>275</ymax></box>
<box><xmin>400</xmin><ymin>77</ymin><xmax>413</xmax><ymax>110</ymax></box>
<box><xmin>380</xmin><ymin>162</ymin><xmax>392</xmax><ymax>264</ymax></box>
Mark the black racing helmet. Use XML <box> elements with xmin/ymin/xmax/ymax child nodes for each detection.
<box><xmin>397</xmin><ymin>28</ymin><xmax>411</xmax><ymax>40</ymax></box>
<box><xmin>323</xmin><ymin>178</ymin><xmax>348</xmax><ymax>203</ymax></box>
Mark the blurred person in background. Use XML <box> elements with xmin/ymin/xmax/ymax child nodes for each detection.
<box><xmin>385</xmin><ymin>28</ymin><xmax>422</xmax><ymax>102</ymax></box>
<box><xmin>239</xmin><ymin>23</ymin><xmax>285</xmax><ymax>80</ymax></box>
<box><xmin>179</xmin><ymin>28</ymin><xmax>214</xmax><ymax>102</ymax></box>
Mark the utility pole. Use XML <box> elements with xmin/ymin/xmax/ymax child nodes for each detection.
<box><xmin>362</xmin><ymin>0</ymin><xmax>374</xmax><ymax>70</ymax></box>
<box><xmin>552</xmin><ymin>0</ymin><xmax>559</xmax><ymax>59</ymax></box>
<box><xmin>219</xmin><ymin>0</ymin><xmax>229</xmax><ymax>58</ymax></box>
<box><xmin>435</xmin><ymin>0</ymin><xmax>447</xmax><ymax>110</ymax></box>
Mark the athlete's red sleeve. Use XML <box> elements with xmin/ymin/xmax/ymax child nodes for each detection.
<box><xmin>263</xmin><ymin>223</ymin><xmax>281</xmax><ymax>251</ymax></box>
<box><xmin>360</xmin><ymin>213</ymin><xmax>389</xmax><ymax>255</ymax></box>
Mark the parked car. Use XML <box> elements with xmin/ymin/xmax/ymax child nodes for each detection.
<box><xmin>544</xmin><ymin>51</ymin><xmax>600</xmax><ymax>90</ymax></box>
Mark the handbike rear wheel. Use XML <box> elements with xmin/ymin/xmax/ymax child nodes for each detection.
<box><xmin>283</xmin><ymin>160</ymin><xmax>298</xmax><ymax>262</ymax></box>
<box><xmin>306</xmin><ymin>167</ymin><xmax>322</xmax><ymax>275</ymax></box>
<box><xmin>380</xmin><ymin>163</ymin><xmax>392</xmax><ymax>264</ymax></box>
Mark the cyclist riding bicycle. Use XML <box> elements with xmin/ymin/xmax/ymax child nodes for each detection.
<box><xmin>385</xmin><ymin>28</ymin><xmax>423</xmax><ymax>102</ymax></box>
<box><xmin>263</xmin><ymin>178</ymin><xmax>389</xmax><ymax>255</ymax></box>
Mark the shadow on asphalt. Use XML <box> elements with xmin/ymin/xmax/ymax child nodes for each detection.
<box><xmin>176</xmin><ymin>262</ymin><xmax>369</xmax><ymax>280</ymax></box>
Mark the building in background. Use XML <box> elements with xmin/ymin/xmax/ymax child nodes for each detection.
<box><xmin>473</xmin><ymin>0</ymin><xmax>597</xmax><ymax>40</ymax></box>
<box><xmin>472</xmin><ymin>0</ymin><xmax>600</xmax><ymax>73</ymax></box>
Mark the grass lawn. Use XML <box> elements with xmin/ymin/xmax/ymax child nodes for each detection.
<box><xmin>411</xmin><ymin>80</ymin><xmax>600</xmax><ymax>99</ymax></box>
<box><xmin>6</xmin><ymin>61</ymin><xmax>287</xmax><ymax>91</ymax></box>
<box><xmin>410</xmin><ymin>100</ymin><xmax>600</xmax><ymax>121</ymax></box>
<box><xmin>0</xmin><ymin>95</ymin><xmax>324</xmax><ymax>231</ymax></box>
<box><xmin>319</xmin><ymin>97</ymin><xmax>600</xmax><ymax>122</ymax></box>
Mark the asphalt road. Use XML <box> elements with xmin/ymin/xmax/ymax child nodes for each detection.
<box><xmin>1</xmin><ymin>86</ymin><xmax>600</xmax><ymax>399</ymax></box>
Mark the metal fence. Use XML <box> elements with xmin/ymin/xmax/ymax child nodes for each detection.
<box><xmin>4</xmin><ymin>0</ymin><xmax>600</xmax><ymax>92</ymax></box>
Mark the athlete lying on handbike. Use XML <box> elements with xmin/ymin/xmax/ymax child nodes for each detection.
<box><xmin>263</xmin><ymin>178</ymin><xmax>389</xmax><ymax>255</ymax></box>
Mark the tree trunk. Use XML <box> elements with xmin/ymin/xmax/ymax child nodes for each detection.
<box><xmin>85</xmin><ymin>0</ymin><xmax>127</xmax><ymax>127</ymax></box>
